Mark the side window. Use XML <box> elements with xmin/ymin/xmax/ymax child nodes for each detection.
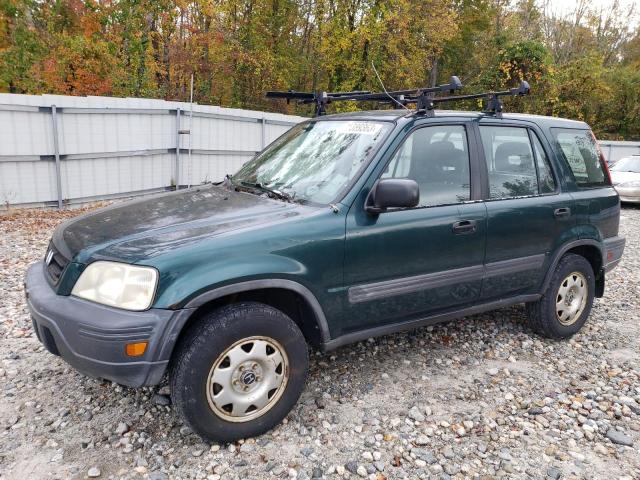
<box><xmin>550</xmin><ymin>128</ymin><xmax>607</xmax><ymax>187</ymax></box>
<box><xmin>382</xmin><ymin>125</ymin><xmax>471</xmax><ymax>207</ymax></box>
<box><xmin>382</xmin><ymin>135</ymin><xmax>413</xmax><ymax>179</ymax></box>
<box><xmin>479</xmin><ymin>126</ymin><xmax>538</xmax><ymax>198</ymax></box>
<box><xmin>531</xmin><ymin>133</ymin><xmax>556</xmax><ymax>193</ymax></box>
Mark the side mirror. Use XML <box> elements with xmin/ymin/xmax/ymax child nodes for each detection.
<box><xmin>365</xmin><ymin>179</ymin><xmax>420</xmax><ymax>214</ymax></box>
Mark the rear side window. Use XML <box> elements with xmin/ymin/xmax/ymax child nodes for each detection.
<box><xmin>551</xmin><ymin>128</ymin><xmax>608</xmax><ymax>187</ymax></box>
<box><xmin>479</xmin><ymin>126</ymin><xmax>539</xmax><ymax>198</ymax></box>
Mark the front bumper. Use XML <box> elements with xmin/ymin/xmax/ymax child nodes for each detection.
<box><xmin>25</xmin><ymin>262</ymin><xmax>193</xmax><ymax>387</ymax></box>
<box><xmin>614</xmin><ymin>186</ymin><xmax>640</xmax><ymax>203</ymax></box>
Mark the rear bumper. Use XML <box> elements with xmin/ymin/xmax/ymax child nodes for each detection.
<box><xmin>25</xmin><ymin>262</ymin><xmax>193</xmax><ymax>387</ymax></box>
<box><xmin>603</xmin><ymin>236</ymin><xmax>625</xmax><ymax>272</ymax></box>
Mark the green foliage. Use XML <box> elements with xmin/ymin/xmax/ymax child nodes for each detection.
<box><xmin>0</xmin><ymin>0</ymin><xmax>46</xmax><ymax>92</ymax></box>
<box><xmin>601</xmin><ymin>65</ymin><xmax>640</xmax><ymax>140</ymax></box>
<box><xmin>0</xmin><ymin>0</ymin><xmax>638</xmax><ymax>139</ymax></box>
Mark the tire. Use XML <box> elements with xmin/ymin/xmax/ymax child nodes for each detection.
<box><xmin>526</xmin><ymin>253</ymin><xmax>595</xmax><ymax>339</ymax></box>
<box><xmin>170</xmin><ymin>302</ymin><xmax>309</xmax><ymax>443</ymax></box>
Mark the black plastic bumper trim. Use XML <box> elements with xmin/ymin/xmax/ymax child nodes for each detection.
<box><xmin>603</xmin><ymin>236</ymin><xmax>625</xmax><ymax>272</ymax></box>
<box><xmin>25</xmin><ymin>261</ymin><xmax>193</xmax><ymax>387</ymax></box>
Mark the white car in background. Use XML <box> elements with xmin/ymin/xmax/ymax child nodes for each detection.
<box><xmin>610</xmin><ymin>155</ymin><xmax>640</xmax><ymax>203</ymax></box>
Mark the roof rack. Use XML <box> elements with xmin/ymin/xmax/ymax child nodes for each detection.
<box><xmin>344</xmin><ymin>76</ymin><xmax>463</xmax><ymax>110</ymax></box>
<box><xmin>265</xmin><ymin>90</ymin><xmax>372</xmax><ymax>116</ymax></box>
<box><xmin>265</xmin><ymin>77</ymin><xmax>530</xmax><ymax>118</ymax></box>
<box><xmin>421</xmin><ymin>81</ymin><xmax>531</xmax><ymax>118</ymax></box>
<box><xmin>266</xmin><ymin>77</ymin><xmax>461</xmax><ymax>116</ymax></box>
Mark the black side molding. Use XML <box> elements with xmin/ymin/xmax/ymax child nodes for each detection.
<box><xmin>348</xmin><ymin>264</ymin><xmax>484</xmax><ymax>304</ymax></box>
<box><xmin>348</xmin><ymin>254</ymin><xmax>545</xmax><ymax>304</ymax></box>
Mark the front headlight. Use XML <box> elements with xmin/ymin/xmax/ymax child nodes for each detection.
<box><xmin>72</xmin><ymin>261</ymin><xmax>158</xmax><ymax>311</ymax></box>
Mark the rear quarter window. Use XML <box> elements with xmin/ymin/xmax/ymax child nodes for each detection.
<box><xmin>551</xmin><ymin>128</ymin><xmax>608</xmax><ymax>187</ymax></box>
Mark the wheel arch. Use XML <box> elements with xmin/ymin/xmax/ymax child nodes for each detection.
<box><xmin>541</xmin><ymin>239</ymin><xmax>604</xmax><ymax>296</ymax></box>
<box><xmin>159</xmin><ymin>280</ymin><xmax>331</xmax><ymax>365</ymax></box>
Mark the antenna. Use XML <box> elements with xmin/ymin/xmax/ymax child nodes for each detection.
<box><xmin>371</xmin><ymin>62</ymin><xmax>410</xmax><ymax>111</ymax></box>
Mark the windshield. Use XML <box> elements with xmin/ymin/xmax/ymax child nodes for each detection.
<box><xmin>231</xmin><ymin>120</ymin><xmax>392</xmax><ymax>204</ymax></box>
<box><xmin>611</xmin><ymin>156</ymin><xmax>640</xmax><ymax>173</ymax></box>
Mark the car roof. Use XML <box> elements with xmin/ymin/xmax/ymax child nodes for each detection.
<box><xmin>316</xmin><ymin>109</ymin><xmax>589</xmax><ymax>129</ymax></box>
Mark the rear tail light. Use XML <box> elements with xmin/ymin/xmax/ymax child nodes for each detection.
<box><xmin>590</xmin><ymin>131</ymin><xmax>612</xmax><ymax>185</ymax></box>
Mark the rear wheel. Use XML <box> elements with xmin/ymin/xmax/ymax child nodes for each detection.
<box><xmin>526</xmin><ymin>253</ymin><xmax>595</xmax><ymax>339</ymax></box>
<box><xmin>170</xmin><ymin>302</ymin><xmax>309</xmax><ymax>443</ymax></box>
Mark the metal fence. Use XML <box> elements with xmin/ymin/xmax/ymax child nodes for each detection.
<box><xmin>0</xmin><ymin>93</ymin><xmax>305</xmax><ymax>208</ymax></box>
<box><xmin>2</xmin><ymin>93</ymin><xmax>639</xmax><ymax>209</ymax></box>
<box><xmin>599</xmin><ymin>140</ymin><xmax>640</xmax><ymax>164</ymax></box>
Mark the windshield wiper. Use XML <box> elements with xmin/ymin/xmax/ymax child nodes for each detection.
<box><xmin>238</xmin><ymin>181</ymin><xmax>295</xmax><ymax>203</ymax></box>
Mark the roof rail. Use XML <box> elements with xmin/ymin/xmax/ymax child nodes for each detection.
<box><xmin>265</xmin><ymin>78</ymin><xmax>530</xmax><ymax>118</ymax></box>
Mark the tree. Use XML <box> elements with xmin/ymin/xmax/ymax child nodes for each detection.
<box><xmin>0</xmin><ymin>0</ymin><xmax>637</xmax><ymax>139</ymax></box>
<box><xmin>0</xmin><ymin>0</ymin><xmax>46</xmax><ymax>92</ymax></box>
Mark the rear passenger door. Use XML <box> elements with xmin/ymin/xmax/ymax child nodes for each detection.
<box><xmin>476</xmin><ymin>122</ymin><xmax>574</xmax><ymax>300</ymax></box>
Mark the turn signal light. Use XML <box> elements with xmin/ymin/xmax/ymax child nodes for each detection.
<box><xmin>125</xmin><ymin>342</ymin><xmax>148</xmax><ymax>357</ymax></box>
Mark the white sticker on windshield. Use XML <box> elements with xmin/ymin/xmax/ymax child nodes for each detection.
<box><xmin>336</xmin><ymin>121</ymin><xmax>382</xmax><ymax>136</ymax></box>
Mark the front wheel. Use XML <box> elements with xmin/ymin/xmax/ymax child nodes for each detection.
<box><xmin>170</xmin><ymin>302</ymin><xmax>309</xmax><ymax>443</ymax></box>
<box><xmin>526</xmin><ymin>253</ymin><xmax>595</xmax><ymax>339</ymax></box>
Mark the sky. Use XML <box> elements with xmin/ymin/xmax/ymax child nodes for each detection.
<box><xmin>544</xmin><ymin>0</ymin><xmax>639</xmax><ymax>28</ymax></box>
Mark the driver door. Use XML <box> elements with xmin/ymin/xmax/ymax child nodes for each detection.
<box><xmin>342</xmin><ymin>123</ymin><xmax>487</xmax><ymax>334</ymax></box>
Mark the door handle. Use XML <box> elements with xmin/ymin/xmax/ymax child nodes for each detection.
<box><xmin>554</xmin><ymin>207</ymin><xmax>571</xmax><ymax>218</ymax></box>
<box><xmin>452</xmin><ymin>219</ymin><xmax>477</xmax><ymax>234</ymax></box>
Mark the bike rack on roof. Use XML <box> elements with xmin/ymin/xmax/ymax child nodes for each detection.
<box><xmin>424</xmin><ymin>81</ymin><xmax>531</xmax><ymax>119</ymax></box>
<box><xmin>266</xmin><ymin>77</ymin><xmax>530</xmax><ymax>118</ymax></box>
<box><xmin>265</xmin><ymin>89</ymin><xmax>372</xmax><ymax>116</ymax></box>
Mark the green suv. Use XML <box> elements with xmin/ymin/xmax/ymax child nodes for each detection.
<box><xmin>25</xmin><ymin>108</ymin><xmax>624</xmax><ymax>443</ymax></box>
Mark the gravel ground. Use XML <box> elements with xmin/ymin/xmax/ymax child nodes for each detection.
<box><xmin>0</xmin><ymin>205</ymin><xmax>639</xmax><ymax>480</ymax></box>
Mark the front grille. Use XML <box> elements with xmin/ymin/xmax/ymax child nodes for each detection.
<box><xmin>45</xmin><ymin>241</ymin><xmax>69</xmax><ymax>284</ymax></box>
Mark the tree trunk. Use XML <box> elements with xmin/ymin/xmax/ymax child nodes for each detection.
<box><xmin>429</xmin><ymin>56</ymin><xmax>439</xmax><ymax>87</ymax></box>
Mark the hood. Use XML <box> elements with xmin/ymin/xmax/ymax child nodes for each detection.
<box><xmin>611</xmin><ymin>171</ymin><xmax>640</xmax><ymax>186</ymax></box>
<box><xmin>53</xmin><ymin>184</ymin><xmax>313</xmax><ymax>263</ymax></box>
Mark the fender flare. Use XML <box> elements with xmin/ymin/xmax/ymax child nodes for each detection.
<box><xmin>183</xmin><ymin>279</ymin><xmax>331</xmax><ymax>344</ymax></box>
<box><xmin>540</xmin><ymin>239</ymin><xmax>603</xmax><ymax>293</ymax></box>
